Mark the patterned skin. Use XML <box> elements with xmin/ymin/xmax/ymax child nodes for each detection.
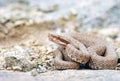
<box><xmin>48</xmin><ymin>33</ymin><xmax>118</xmax><ymax>70</ymax></box>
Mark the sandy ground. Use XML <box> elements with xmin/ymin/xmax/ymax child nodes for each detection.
<box><xmin>0</xmin><ymin>70</ymin><xmax>120</xmax><ymax>81</ymax></box>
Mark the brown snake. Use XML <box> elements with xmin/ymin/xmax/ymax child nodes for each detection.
<box><xmin>48</xmin><ymin>33</ymin><xmax>118</xmax><ymax>70</ymax></box>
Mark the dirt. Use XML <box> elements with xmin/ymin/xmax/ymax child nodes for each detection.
<box><xmin>0</xmin><ymin>23</ymin><xmax>56</xmax><ymax>47</ymax></box>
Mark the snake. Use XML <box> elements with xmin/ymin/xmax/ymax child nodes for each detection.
<box><xmin>48</xmin><ymin>32</ymin><xmax>118</xmax><ymax>70</ymax></box>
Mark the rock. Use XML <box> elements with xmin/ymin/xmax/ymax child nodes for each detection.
<box><xmin>98</xmin><ymin>27</ymin><xmax>119</xmax><ymax>38</ymax></box>
<box><xmin>4</xmin><ymin>56</ymin><xmax>36</xmax><ymax>71</ymax></box>
<box><xmin>0</xmin><ymin>44</ymin><xmax>54</xmax><ymax>72</ymax></box>
<box><xmin>14</xmin><ymin>20</ymin><xmax>26</xmax><ymax>27</ymax></box>
<box><xmin>12</xmin><ymin>66</ymin><xmax>22</xmax><ymax>71</ymax></box>
<box><xmin>31</xmin><ymin>69</ymin><xmax>39</xmax><ymax>76</ymax></box>
<box><xmin>39</xmin><ymin>4</ymin><xmax>58</xmax><ymax>13</ymax></box>
<box><xmin>5</xmin><ymin>57</ymin><xmax>19</xmax><ymax>67</ymax></box>
<box><xmin>116</xmin><ymin>37</ymin><xmax>120</xmax><ymax>42</ymax></box>
<box><xmin>116</xmin><ymin>63</ymin><xmax>120</xmax><ymax>70</ymax></box>
<box><xmin>106</xmin><ymin>37</ymin><xmax>114</xmax><ymax>42</ymax></box>
<box><xmin>115</xmin><ymin>34</ymin><xmax>120</xmax><ymax>42</ymax></box>
<box><xmin>4</xmin><ymin>46</ymin><xmax>30</xmax><ymax>59</ymax></box>
<box><xmin>116</xmin><ymin>48</ymin><xmax>120</xmax><ymax>58</ymax></box>
<box><xmin>116</xmin><ymin>48</ymin><xmax>120</xmax><ymax>63</ymax></box>
<box><xmin>5</xmin><ymin>22</ymin><xmax>14</xmax><ymax>28</ymax></box>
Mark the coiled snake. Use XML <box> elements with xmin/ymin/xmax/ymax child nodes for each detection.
<box><xmin>48</xmin><ymin>32</ymin><xmax>118</xmax><ymax>70</ymax></box>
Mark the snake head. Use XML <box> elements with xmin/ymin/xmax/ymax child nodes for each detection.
<box><xmin>48</xmin><ymin>33</ymin><xmax>70</xmax><ymax>46</ymax></box>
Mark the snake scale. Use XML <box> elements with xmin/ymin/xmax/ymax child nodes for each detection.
<box><xmin>48</xmin><ymin>32</ymin><xmax>118</xmax><ymax>70</ymax></box>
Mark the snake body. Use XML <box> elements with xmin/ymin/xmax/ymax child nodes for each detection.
<box><xmin>48</xmin><ymin>33</ymin><xmax>118</xmax><ymax>70</ymax></box>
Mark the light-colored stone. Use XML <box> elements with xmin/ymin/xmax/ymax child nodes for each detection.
<box><xmin>98</xmin><ymin>28</ymin><xmax>119</xmax><ymax>38</ymax></box>
<box><xmin>116</xmin><ymin>48</ymin><xmax>120</xmax><ymax>59</ymax></box>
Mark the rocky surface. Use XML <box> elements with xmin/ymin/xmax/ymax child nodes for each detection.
<box><xmin>0</xmin><ymin>70</ymin><xmax>120</xmax><ymax>81</ymax></box>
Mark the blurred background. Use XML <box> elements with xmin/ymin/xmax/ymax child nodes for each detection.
<box><xmin>0</xmin><ymin>0</ymin><xmax>120</xmax><ymax>32</ymax></box>
<box><xmin>0</xmin><ymin>0</ymin><xmax>120</xmax><ymax>44</ymax></box>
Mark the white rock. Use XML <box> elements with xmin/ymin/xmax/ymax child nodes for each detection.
<box><xmin>98</xmin><ymin>28</ymin><xmax>119</xmax><ymax>38</ymax></box>
<box><xmin>14</xmin><ymin>20</ymin><xmax>26</xmax><ymax>26</ymax></box>
<box><xmin>116</xmin><ymin>48</ymin><xmax>120</xmax><ymax>59</ymax></box>
<box><xmin>4</xmin><ymin>46</ymin><xmax>30</xmax><ymax>59</ymax></box>
<box><xmin>116</xmin><ymin>37</ymin><xmax>120</xmax><ymax>42</ymax></box>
